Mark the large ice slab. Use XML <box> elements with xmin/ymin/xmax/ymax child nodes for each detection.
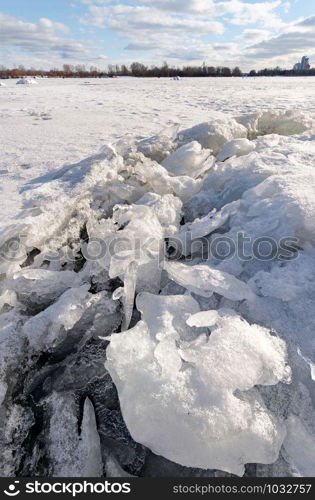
<box><xmin>106</xmin><ymin>307</ymin><xmax>290</xmax><ymax>475</ymax></box>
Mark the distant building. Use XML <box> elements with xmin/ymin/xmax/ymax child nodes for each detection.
<box><xmin>293</xmin><ymin>56</ymin><xmax>311</xmax><ymax>71</ymax></box>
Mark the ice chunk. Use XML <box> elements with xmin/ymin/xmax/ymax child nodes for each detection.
<box><xmin>105</xmin><ymin>456</ymin><xmax>134</xmax><ymax>478</ymax></box>
<box><xmin>163</xmin><ymin>260</ymin><xmax>255</xmax><ymax>301</ymax></box>
<box><xmin>82</xmin><ymin>290</ymin><xmax>122</xmax><ymax>340</ymax></box>
<box><xmin>107</xmin><ymin>204</ymin><xmax>164</xmax><ymax>294</ymax></box>
<box><xmin>137</xmin><ymin>124</ymin><xmax>179</xmax><ymax>162</ymax></box>
<box><xmin>136</xmin><ymin>291</ymin><xmax>200</xmax><ymax>341</ymax></box>
<box><xmin>0</xmin><ymin>224</ymin><xmax>29</xmax><ymax>274</ymax></box>
<box><xmin>134</xmin><ymin>159</ymin><xmax>203</xmax><ymax>201</ymax></box>
<box><xmin>79</xmin><ymin>398</ymin><xmax>103</xmax><ymax>477</ymax></box>
<box><xmin>0</xmin><ymin>381</ymin><xmax>7</xmax><ymax>406</ymax></box>
<box><xmin>121</xmin><ymin>260</ymin><xmax>138</xmax><ymax>331</ymax></box>
<box><xmin>283</xmin><ymin>415</ymin><xmax>315</xmax><ymax>477</ymax></box>
<box><xmin>106</xmin><ymin>310</ymin><xmax>290</xmax><ymax>475</ymax></box>
<box><xmin>178</xmin><ymin>118</ymin><xmax>247</xmax><ymax>154</ymax></box>
<box><xmin>249</xmin><ymin>247</ymin><xmax>315</xmax><ymax>303</ymax></box>
<box><xmin>162</xmin><ymin>141</ymin><xmax>214</xmax><ymax>178</ymax></box>
<box><xmin>0</xmin><ymin>403</ymin><xmax>34</xmax><ymax>476</ymax></box>
<box><xmin>106</xmin><ymin>321</ymin><xmax>154</xmax><ymax>383</ymax></box>
<box><xmin>23</xmin><ymin>285</ymin><xmax>91</xmax><ymax>350</ymax></box>
<box><xmin>243</xmin><ymin>171</ymin><xmax>315</xmax><ymax>245</ymax></box>
<box><xmin>171</xmin><ymin>201</ymin><xmax>239</xmax><ymax>256</ymax></box>
<box><xmin>186</xmin><ymin>310</ymin><xmax>219</xmax><ymax>327</ymax></box>
<box><xmin>0</xmin><ymin>289</ymin><xmax>17</xmax><ymax>311</ymax></box>
<box><xmin>0</xmin><ymin>311</ymin><xmax>26</xmax><ymax>383</ymax></box>
<box><xmin>235</xmin><ymin>110</ymin><xmax>314</xmax><ymax>139</ymax></box>
<box><xmin>9</xmin><ymin>269</ymin><xmax>84</xmax><ymax>310</ymax></box>
<box><xmin>217</xmin><ymin>138</ymin><xmax>255</xmax><ymax>161</ymax></box>
<box><xmin>298</xmin><ymin>350</ymin><xmax>315</xmax><ymax>382</ymax></box>
<box><xmin>48</xmin><ymin>393</ymin><xmax>103</xmax><ymax>477</ymax></box>
<box><xmin>135</xmin><ymin>193</ymin><xmax>182</xmax><ymax>235</ymax></box>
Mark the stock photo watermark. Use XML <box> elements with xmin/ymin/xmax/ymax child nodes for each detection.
<box><xmin>0</xmin><ymin>231</ymin><xmax>301</xmax><ymax>267</ymax></box>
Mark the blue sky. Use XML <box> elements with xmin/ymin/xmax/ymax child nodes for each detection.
<box><xmin>0</xmin><ymin>0</ymin><xmax>314</xmax><ymax>70</ymax></box>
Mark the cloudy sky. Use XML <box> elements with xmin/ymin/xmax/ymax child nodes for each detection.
<box><xmin>0</xmin><ymin>0</ymin><xmax>314</xmax><ymax>71</ymax></box>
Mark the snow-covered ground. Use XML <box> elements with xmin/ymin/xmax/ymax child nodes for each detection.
<box><xmin>1</xmin><ymin>77</ymin><xmax>315</xmax><ymax>477</ymax></box>
<box><xmin>1</xmin><ymin>76</ymin><xmax>315</xmax><ymax>228</ymax></box>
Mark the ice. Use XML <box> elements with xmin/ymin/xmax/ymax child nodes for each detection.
<box><xmin>79</xmin><ymin>398</ymin><xmax>103</xmax><ymax>477</ymax></box>
<box><xmin>106</xmin><ymin>308</ymin><xmax>290</xmax><ymax>475</ymax></box>
<box><xmin>162</xmin><ymin>141</ymin><xmax>214</xmax><ymax>178</ymax></box>
<box><xmin>48</xmin><ymin>393</ymin><xmax>103</xmax><ymax>477</ymax></box>
<box><xmin>8</xmin><ymin>269</ymin><xmax>84</xmax><ymax>311</ymax></box>
<box><xmin>163</xmin><ymin>260</ymin><xmax>255</xmax><ymax>301</ymax></box>
<box><xmin>0</xmin><ymin>289</ymin><xmax>17</xmax><ymax>312</ymax></box>
<box><xmin>244</xmin><ymin>244</ymin><xmax>315</xmax><ymax>387</ymax></box>
<box><xmin>107</xmin><ymin>204</ymin><xmax>164</xmax><ymax>294</ymax></box>
<box><xmin>117</xmin><ymin>260</ymin><xmax>138</xmax><ymax>331</ymax></box>
<box><xmin>177</xmin><ymin>118</ymin><xmax>247</xmax><ymax>154</ymax></box>
<box><xmin>133</xmin><ymin>156</ymin><xmax>203</xmax><ymax>201</ymax></box>
<box><xmin>0</xmin><ymin>224</ymin><xmax>29</xmax><ymax>275</ymax></box>
<box><xmin>248</xmin><ymin>246</ymin><xmax>315</xmax><ymax>303</ymax></box>
<box><xmin>241</xmin><ymin>171</ymin><xmax>315</xmax><ymax>245</ymax></box>
<box><xmin>16</xmin><ymin>78</ymin><xmax>38</xmax><ymax>85</ymax></box>
<box><xmin>135</xmin><ymin>192</ymin><xmax>182</xmax><ymax>235</ymax></box>
<box><xmin>23</xmin><ymin>285</ymin><xmax>91</xmax><ymax>350</ymax></box>
<box><xmin>171</xmin><ymin>200</ymin><xmax>240</xmax><ymax>256</ymax></box>
<box><xmin>136</xmin><ymin>292</ymin><xmax>201</xmax><ymax>341</ymax></box>
<box><xmin>0</xmin><ymin>311</ymin><xmax>26</xmax><ymax>381</ymax></box>
<box><xmin>236</xmin><ymin>110</ymin><xmax>315</xmax><ymax>139</ymax></box>
<box><xmin>0</xmin><ymin>381</ymin><xmax>7</xmax><ymax>406</ymax></box>
<box><xmin>283</xmin><ymin>416</ymin><xmax>315</xmax><ymax>477</ymax></box>
<box><xmin>80</xmin><ymin>290</ymin><xmax>122</xmax><ymax>340</ymax></box>
<box><xmin>137</xmin><ymin>124</ymin><xmax>179</xmax><ymax>162</ymax></box>
<box><xmin>1</xmin><ymin>77</ymin><xmax>315</xmax><ymax>477</ymax></box>
<box><xmin>103</xmin><ymin>195</ymin><xmax>181</xmax><ymax>308</ymax></box>
<box><xmin>21</xmin><ymin>285</ymin><xmax>120</xmax><ymax>353</ymax></box>
<box><xmin>217</xmin><ymin>138</ymin><xmax>256</xmax><ymax>161</ymax></box>
<box><xmin>0</xmin><ymin>403</ymin><xmax>34</xmax><ymax>476</ymax></box>
<box><xmin>298</xmin><ymin>350</ymin><xmax>315</xmax><ymax>382</ymax></box>
<box><xmin>186</xmin><ymin>310</ymin><xmax>219</xmax><ymax>327</ymax></box>
<box><xmin>105</xmin><ymin>456</ymin><xmax>134</xmax><ymax>478</ymax></box>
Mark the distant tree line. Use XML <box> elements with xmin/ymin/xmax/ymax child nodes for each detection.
<box><xmin>128</xmin><ymin>62</ymin><xmax>243</xmax><ymax>77</ymax></box>
<box><xmin>0</xmin><ymin>62</ymin><xmax>242</xmax><ymax>79</ymax></box>
<box><xmin>249</xmin><ymin>67</ymin><xmax>315</xmax><ymax>77</ymax></box>
<box><xmin>0</xmin><ymin>62</ymin><xmax>314</xmax><ymax>79</ymax></box>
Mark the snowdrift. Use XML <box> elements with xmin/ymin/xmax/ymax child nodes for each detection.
<box><xmin>16</xmin><ymin>78</ymin><xmax>38</xmax><ymax>85</ymax></box>
<box><xmin>1</xmin><ymin>110</ymin><xmax>315</xmax><ymax>476</ymax></box>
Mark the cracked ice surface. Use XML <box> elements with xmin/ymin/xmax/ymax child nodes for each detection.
<box><xmin>1</xmin><ymin>78</ymin><xmax>315</xmax><ymax>477</ymax></box>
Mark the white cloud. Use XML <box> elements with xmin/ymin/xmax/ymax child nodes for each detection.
<box><xmin>141</xmin><ymin>0</ymin><xmax>216</xmax><ymax>13</ymax></box>
<box><xmin>82</xmin><ymin>4</ymin><xmax>224</xmax><ymax>33</ymax></box>
<box><xmin>80</xmin><ymin>2</ymin><xmax>226</xmax><ymax>63</ymax></box>
<box><xmin>0</xmin><ymin>13</ymin><xmax>105</xmax><ymax>68</ymax></box>
<box><xmin>222</xmin><ymin>0</ymin><xmax>284</xmax><ymax>27</ymax></box>
<box><xmin>213</xmin><ymin>43</ymin><xmax>238</xmax><ymax>52</ymax></box>
<box><xmin>238</xmin><ymin>29</ymin><xmax>272</xmax><ymax>43</ymax></box>
<box><xmin>141</xmin><ymin>0</ymin><xmax>285</xmax><ymax>28</ymax></box>
<box><xmin>78</xmin><ymin>1</ymin><xmax>289</xmax><ymax>65</ymax></box>
<box><xmin>246</xmin><ymin>15</ymin><xmax>315</xmax><ymax>60</ymax></box>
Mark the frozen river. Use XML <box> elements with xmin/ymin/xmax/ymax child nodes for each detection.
<box><xmin>1</xmin><ymin>76</ymin><xmax>315</xmax><ymax>477</ymax></box>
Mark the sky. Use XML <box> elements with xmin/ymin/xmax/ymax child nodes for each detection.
<box><xmin>0</xmin><ymin>0</ymin><xmax>314</xmax><ymax>71</ymax></box>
